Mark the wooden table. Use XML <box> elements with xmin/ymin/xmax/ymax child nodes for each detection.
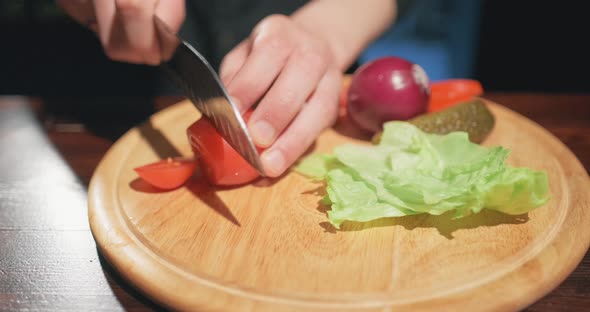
<box><xmin>1</xmin><ymin>94</ymin><xmax>589</xmax><ymax>311</ymax></box>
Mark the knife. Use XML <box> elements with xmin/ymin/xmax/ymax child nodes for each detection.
<box><xmin>154</xmin><ymin>16</ymin><xmax>266</xmax><ymax>176</ymax></box>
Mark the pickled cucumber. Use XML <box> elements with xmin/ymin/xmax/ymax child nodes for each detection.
<box><xmin>373</xmin><ymin>98</ymin><xmax>495</xmax><ymax>144</ymax></box>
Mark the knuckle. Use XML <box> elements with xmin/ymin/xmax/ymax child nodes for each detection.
<box><xmin>254</xmin><ymin>32</ymin><xmax>291</xmax><ymax>54</ymax></box>
<box><xmin>297</xmin><ymin>46</ymin><xmax>327</xmax><ymax>70</ymax></box>
<box><xmin>275</xmin><ymin>89</ymin><xmax>298</xmax><ymax>110</ymax></box>
<box><xmin>260</xmin><ymin>14</ymin><xmax>290</xmax><ymax>28</ymax></box>
<box><xmin>253</xmin><ymin>14</ymin><xmax>293</xmax><ymax>50</ymax></box>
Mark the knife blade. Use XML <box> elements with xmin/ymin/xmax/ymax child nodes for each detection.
<box><xmin>154</xmin><ymin>16</ymin><xmax>266</xmax><ymax>176</ymax></box>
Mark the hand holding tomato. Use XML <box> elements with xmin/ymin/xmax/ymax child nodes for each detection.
<box><xmin>219</xmin><ymin>14</ymin><xmax>342</xmax><ymax>178</ymax></box>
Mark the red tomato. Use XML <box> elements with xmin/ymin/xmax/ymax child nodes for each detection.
<box><xmin>134</xmin><ymin>157</ymin><xmax>197</xmax><ymax>190</ymax></box>
<box><xmin>186</xmin><ymin>111</ymin><xmax>261</xmax><ymax>186</ymax></box>
<box><xmin>428</xmin><ymin>79</ymin><xmax>484</xmax><ymax>112</ymax></box>
<box><xmin>339</xmin><ymin>75</ymin><xmax>353</xmax><ymax>116</ymax></box>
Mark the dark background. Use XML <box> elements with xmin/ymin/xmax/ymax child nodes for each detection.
<box><xmin>0</xmin><ymin>0</ymin><xmax>588</xmax><ymax>97</ymax></box>
<box><xmin>475</xmin><ymin>0</ymin><xmax>588</xmax><ymax>93</ymax></box>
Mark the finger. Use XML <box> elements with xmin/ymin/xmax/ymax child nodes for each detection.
<box><xmin>93</xmin><ymin>0</ymin><xmax>159</xmax><ymax>64</ymax></box>
<box><xmin>247</xmin><ymin>43</ymin><xmax>329</xmax><ymax>148</ymax></box>
<box><xmin>260</xmin><ymin>70</ymin><xmax>341</xmax><ymax>177</ymax></box>
<box><xmin>225</xmin><ymin>15</ymin><xmax>294</xmax><ymax>112</ymax></box>
<box><xmin>93</xmin><ymin>1</ymin><xmax>126</xmax><ymax>60</ymax></box>
<box><xmin>154</xmin><ymin>0</ymin><xmax>186</xmax><ymax>32</ymax></box>
<box><xmin>219</xmin><ymin>40</ymin><xmax>251</xmax><ymax>87</ymax></box>
<box><xmin>115</xmin><ymin>0</ymin><xmax>160</xmax><ymax>65</ymax></box>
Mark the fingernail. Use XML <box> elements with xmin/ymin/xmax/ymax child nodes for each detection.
<box><xmin>262</xmin><ymin>149</ymin><xmax>286</xmax><ymax>177</ymax></box>
<box><xmin>250</xmin><ymin>120</ymin><xmax>276</xmax><ymax>147</ymax></box>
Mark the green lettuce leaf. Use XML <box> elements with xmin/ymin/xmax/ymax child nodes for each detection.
<box><xmin>295</xmin><ymin>121</ymin><xmax>550</xmax><ymax>229</ymax></box>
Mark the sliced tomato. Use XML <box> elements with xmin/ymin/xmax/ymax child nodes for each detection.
<box><xmin>134</xmin><ymin>157</ymin><xmax>197</xmax><ymax>190</ymax></box>
<box><xmin>428</xmin><ymin>79</ymin><xmax>484</xmax><ymax>112</ymax></box>
<box><xmin>187</xmin><ymin>110</ymin><xmax>261</xmax><ymax>186</ymax></box>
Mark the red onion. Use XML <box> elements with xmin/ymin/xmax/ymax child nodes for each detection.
<box><xmin>347</xmin><ymin>56</ymin><xmax>431</xmax><ymax>133</ymax></box>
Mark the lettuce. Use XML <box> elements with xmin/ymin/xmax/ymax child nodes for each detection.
<box><xmin>295</xmin><ymin>121</ymin><xmax>550</xmax><ymax>229</ymax></box>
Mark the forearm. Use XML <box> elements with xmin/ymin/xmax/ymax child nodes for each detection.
<box><xmin>291</xmin><ymin>0</ymin><xmax>397</xmax><ymax>71</ymax></box>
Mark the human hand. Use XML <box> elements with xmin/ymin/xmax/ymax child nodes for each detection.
<box><xmin>219</xmin><ymin>14</ymin><xmax>342</xmax><ymax>177</ymax></box>
<box><xmin>57</xmin><ymin>0</ymin><xmax>186</xmax><ymax>65</ymax></box>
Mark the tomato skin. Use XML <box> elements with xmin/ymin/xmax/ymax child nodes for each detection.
<box><xmin>134</xmin><ymin>157</ymin><xmax>196</xmax><ymax>190</ymax></box>
<box><xmin>186</xmin><ymin>112</ymin><xmax>261</xmax><ymax>186</ymax></box>
<box><xmin>339</xmin><ymin>75</ymin><xmax>353</xmax><ymax>116</ymax></box>
<box><xmin>428</xmin><ymin>79</ymin><xmax>483</xmax><ymax>112</ymax></box>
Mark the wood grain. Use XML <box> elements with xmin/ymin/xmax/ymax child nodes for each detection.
<box><xmin>0</xmin><ymin>98</ymin><xmax>157</xmax><ymax>311</ymax></box>
<box><xmin>88</xmin><ymin>99</ymin><xmax>590</xmax><ymax>311</ymax></box>
<box><xmin>2</xmin><ymin>95</ymin><xmax>589</xmax><ymax>311</ymax></box>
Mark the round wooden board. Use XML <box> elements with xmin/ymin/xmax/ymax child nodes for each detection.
<box><xmin>89</xmin><ymin>99</ymin><xmax>590</xmax><ymax>312</ymax></box>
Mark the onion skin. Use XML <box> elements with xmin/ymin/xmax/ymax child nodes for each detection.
<box><xmin>347</xmin><ymin>57</ymin><xmax>431</xmax><ymax>133</ymax></box>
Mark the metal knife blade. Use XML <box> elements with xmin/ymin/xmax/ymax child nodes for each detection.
<box><xmin>154</xmin><ymin>16</ymin><xmax>266</xmax><ymax>176</ymax></box>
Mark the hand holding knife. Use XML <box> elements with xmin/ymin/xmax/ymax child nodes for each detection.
<box><xmin>56</xmin><ymin>0</ymin><xmax>266</xmax><ymax>176</ymax></box>
<box><xmin>56</xmin><ymin>0</ymin><xmax>350</xmax><ymax>178</ymax></box>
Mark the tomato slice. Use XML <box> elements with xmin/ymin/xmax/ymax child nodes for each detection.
<box><xmin>428</xmin><ymin>79</ymin><xmax>484</xmax><ymax>112</ymax></box>
<box><xmin>186</xmin><ymin>110</ymin><xmax>261</xmax><ymax>186</ymax></box>
<box><xmin>134</xmin><ymin>157</ymin><xmax>197</xmax><ymax>190</ymax></box>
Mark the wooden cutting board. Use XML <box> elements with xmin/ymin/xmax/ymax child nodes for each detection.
<box><xmin>88</xmin><ymin>98</ymin><xmax>590</xmax><ymax>312</ymax></box>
